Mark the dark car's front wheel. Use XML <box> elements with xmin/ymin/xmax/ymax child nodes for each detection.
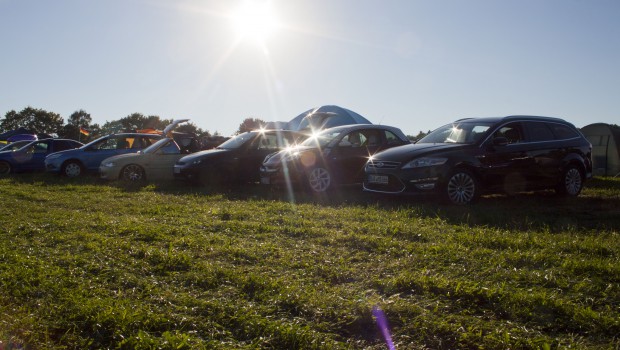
<box><xmin>444</xmin><ymin>169</ymin><xmax>479</xmax><ymax>205</ymax></box>
<box><xmin>62</xmin><ymin>161</ymin><xmax>84</xmax><ymax>178</ymax></box>
<box><xmin>556</xmin><ymin>164</ymin><xmax>584</xmax><ymax>196</ymax></box>
<box><xmin>121</xmin><ymin>164</ymin><xmax>146</xmax><ymax>182</ymax></box>
<box><xmin>0</xmin><ymin>161</ymin><xmax>11</xmax><ymax>174</ymax></box>
<box><xmin>307</xmin><ymin>166</ymin><xmax>332</xmax><ymax>192</ymax></box>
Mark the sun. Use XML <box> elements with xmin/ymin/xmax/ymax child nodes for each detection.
<box><xmin>231</xmin><ymin>1</ymin><xmax>278</xmax><ymax>43</ymax></box>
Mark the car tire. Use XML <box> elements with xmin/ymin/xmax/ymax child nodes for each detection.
<box><xmin>0</xmin><ymin>161</ymin><xmax>11</xmax><ymax>174</ymax></box>
<box><xmin>121</xmin><ymin>164</ymin><xmax>146</xmax><ymax>182</ymax></box>
<box><xmin>555</xmin><ymin>164</ymin><xmax>584</xmax><ymax>196</ymax></box>
<box><xmin>306</xmin><ymin>166</ymin><xmax>331</xmax><ymax>192</ymax></box>
<box><xmin>444</xmin><ymin>169</ymin><xmax>479</xmax><ymax>205</ymax></box>
<box><xmin>62</xmin><ymin>161</ymin><xmax>84</xmax><ymax>178</ymax></box>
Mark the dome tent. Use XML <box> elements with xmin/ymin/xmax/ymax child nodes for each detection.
<box><xmin>287</xmin><ymin>105</ymin><xmax>372</xmax><ymax>131</ymax></box>
<box><xmin>581</xmin><ymin>123</ymin><xmax>620</xmax><ymax>177</ymax></box>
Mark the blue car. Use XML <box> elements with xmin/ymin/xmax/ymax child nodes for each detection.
<box><xmin>0</xmin><ymin>138</ymin><xmax>83</xmax><ymax>174</ymax></box>
<box><xmin>45</xmin><ymin>133</ymin><xmax>163</xmax><ymax>177</ymax></box>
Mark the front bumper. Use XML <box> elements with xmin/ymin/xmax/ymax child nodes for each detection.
<box><xmin>45</xmin><ymin>160</ymin><xmax>63</xmax><ymax>174</ymax></box>
<box><xmin>99</xmin><ymin>165</ymin><xmax>119</xmax><ymax>180</ymax></box>
<box><xmin>363</xmin><ymin>162</ymin><xmax>446</xmax><ymax>195</ymax></box>
<box><xmin>173</xmin><ymin>164</ymin><xmax>200</xmax><ymax>181</ymax></box>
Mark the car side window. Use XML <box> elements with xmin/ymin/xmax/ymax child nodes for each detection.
<box><xmin>549</xmin><ymin>123</ymin><xmax>579</xmax><ymax>140</ymax></box>
<box><xmin>340</xmin><ymin>132</ymin><xmax>367</xmax><ymax>148</ymax></box>
<box><xmin>160</xmin><ymin>140</ymin><xmax>181</xmax><ymax>154</ymax></box>
<box><xmin>95</xmin><ymin>138</ymin><xmax>118</xmax><ymax>150</ymax></box>
<box><xmin>32</xmin><ymin>141</ymin><xmax>49</xmax><ymax>153</ymax></box>
<box><xmin>384</xmin><ymin>131</ymin><xmax>401</xmax><ymax>145</ymax></box>
<box><xmin>494</xmin><ymin>123</ymin><xmax>524</xmax><ymax>144</ymax></box>
<box><xmin>143</xmin><ymin>136</ymin><xmax>158</xmax><ymax>147</ymax></box>
<box><xmin>257</xmin><ymin>134</ymin><xmax>281</xmax><ymax>151</ymax></box>
<box><xmin>55</xmin><ymin>141</ymin><xmax>76</xmax><ymax>152</ymax></box>
<box><xmin>525</xmin><ymin>122</ymin><xmax>555</xmax><ymax>142</ymax></box>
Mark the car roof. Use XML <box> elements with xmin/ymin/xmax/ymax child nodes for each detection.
<box><xmin>455</xmin><ymin>115</ymin><xmax>571</xmax><ymax>125</ymax></box>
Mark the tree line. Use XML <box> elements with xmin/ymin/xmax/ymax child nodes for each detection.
<box><xmin>0</xmin><ymin>107</ymin><xmax>271</xmax><ymax>142</ymax></box>
<box><xmin>1</xmin><ymin>106</ymin><xmax>429</xmax><ymax>143</ymax></box>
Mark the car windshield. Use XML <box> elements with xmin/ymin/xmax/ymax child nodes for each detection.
<box><xmin>0</xmin><ymin>141</ymin><xmax>30</xmax><ymax>152</ymax></box>
<box><xmin>141</xmin><ymin>138</ymin><xmax>179</xmax><ymax>154</ymax></box>
<box><xmin>217</xmin><ymin>132</ymin><xmax>257</xmax><ymax>149</ymax></box>
<box><xmin>418</xmin><ymin>122</ymin><xmax>492</xmax><ymax>144</ymax></box>
<box><xmin>300</xmin><ymin>127</ymin><xmax>347</xmax><ymax>148</ymax></box>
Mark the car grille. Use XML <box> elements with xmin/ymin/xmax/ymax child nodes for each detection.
<box><xmin>366</xmin><ymin>160</ymin><xmax>401</xmax><ymax>170</ymax></box>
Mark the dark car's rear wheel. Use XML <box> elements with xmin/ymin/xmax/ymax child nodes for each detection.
<box><xmin>62</xmin><ymin>161</ymin><xmax>84</xmax><ymax>178</ymax></box>
<box><xmin>0</xmin><ymin>161</ymin><xmax>11</xmax><ymax>174</ymax></box>
<box><xmin>121</xmin><ymin>164</ymin><xmax>146</xmax><ymax>182</ymax></box>
<box><xmin>444</xmin><ymin>169</ymin><xmax>479</xmax><ymax>205</ymax></box>
<box><xmin>307</xmin><ymin>166</ymin><xmax>331</xmax><ymax>192</ymax></box>
<box><xmin>556</xmin><ymin>164</ymin><xmax>584</xmax><ymax>196</ymax></box>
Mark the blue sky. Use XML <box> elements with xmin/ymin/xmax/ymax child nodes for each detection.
<box><xmin>1</xmin><ymin>0</ymin><xmax>618</xmax><ymax>136</ymax></box>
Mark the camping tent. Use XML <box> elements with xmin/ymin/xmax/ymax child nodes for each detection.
<box><xmin>581</xmin><ymin>123</ymin><xmax>620</xmax><ymax>177</ymax></box>
<box><xmin>0</xmin><ymin>127</ymin><xmax>37</xmax><ymax>142</ymax></box>
<box><xmin>283</xmin><ymin>105</ymin><xmax>372</xmax><ymax>131</ymax></box>
<box><xmin>262</xmin><ymin>105</ymin><xmax>373</xmax><ymax>132</ymax></box>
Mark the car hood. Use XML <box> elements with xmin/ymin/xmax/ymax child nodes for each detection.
<box><xmin>263</xmin><ymin>146</ymin><xmax>317</xmax><ymax>166</ymax></box>
<box><xmin>178</xmin><ymin>148</ymin><xmax>230</xmax><ymax>163</ymax></box>
<box><xmin>372</xmin><ymin>143</ymin><xmax>470</xmax><ymax>161</ymax></box>
<box><xmin>46</xmin><ymin>148</ymin><xmax>81</xmax><ymax>159</ymax></box>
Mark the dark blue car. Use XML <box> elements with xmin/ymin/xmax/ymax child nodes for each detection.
<box><xmin>0</xmin><ymin>138</ymin><xmax>83</xmax><ymax>174</ymax></box>
<box><xmin>45</xmin><ymin>133</ymin><xmax>162</xmax><ymax>177</ymax></box>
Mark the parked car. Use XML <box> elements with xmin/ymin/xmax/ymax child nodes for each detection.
<box><xmin>363</xmin><ymin>115</ymin><xmax>593</xmax><ymax>205</ymax></box>
<box><xmin>260</xmin><ymin>124</ymin><xmax>410</xmax><ymax>192</ymax></box>
<box><xmin>0</xmin><ymin>138</ymin><xmax>83</xmax><ymax>174</ymax></box>
<box><xmin>174</xmin><ymin>129</ymin><xmax>307</xmax><ymax>185</ymax></box>
<box><xmin>45</xmin><ymin>133</ymin><xmax>163</xmax><ymax>177</ymax></box>
<box><xmin>100</xmin><ymin>119</ymin><xmax>198</xmax><ymax>182</ymax></box>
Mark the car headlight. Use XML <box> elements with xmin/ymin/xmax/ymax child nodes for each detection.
<box><xmin>192</xmin><ymin>159</ymin><xmax>202</xmax><ymax>165</ymax></box>
<box><xmin>402</xmin><ymin>157</ymin><xmax>448</xmax><ymax>169</ymax></box>
<box><xmin>102</xmin><ymin>161</ymin><xmax>116</xmax><ymax>168</ymax></box>
<box><xmin>283</xmin><ymin>151</ymin><xmax>300</xmax><ymax>162</ymax></box>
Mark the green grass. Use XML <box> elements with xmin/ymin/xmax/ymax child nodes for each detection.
<box><xmin>0</xmin><ymin>175</ymin><xmax>618</xmax><ymax>349</ymax></box>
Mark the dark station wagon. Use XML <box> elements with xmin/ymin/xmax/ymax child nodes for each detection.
<box><xmin>364</xmin><ymin>115</ymin><xmax>593</xmax><ymax>204</ymax></box>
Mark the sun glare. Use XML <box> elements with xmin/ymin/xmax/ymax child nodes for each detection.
<box><xmin>232</xmin><ymin>1</ymin><xmax>278</xmax><ymax>43</ymax></box>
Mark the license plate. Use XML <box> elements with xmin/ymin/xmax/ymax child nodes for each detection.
<box><xmin>174</xmin><ymin>167</ymin><xmax>181</xmax><ymax>174</ymax></box>
<box><xmin>368</xmin><ymin>174</ymin><xmax>388</xmax><ymax>184</ymax></box>
<box><xmin>260</xmin><ymin>177</ymin><xmax>270</xmax><ymax>185</ymax></box>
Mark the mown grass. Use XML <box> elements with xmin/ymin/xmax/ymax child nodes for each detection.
<box><xmin>0</xmin><ymin>175</ymin><xmax>618</xmax><ymax>349</ymax></box>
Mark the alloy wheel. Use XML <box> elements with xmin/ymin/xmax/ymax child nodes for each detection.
<box><xmin>564</xmin><ymin>167</ymin><xmax>583</xmax><ymax>196</ymax></box>
<box><xmin>63</xmin><ymin>162</ymin><xmax>82</xmax><ymax>177</ymax></box>
<box><xmin>308</xmin><ymin>167</ymin><xmax>331</xmax><ymax>192</ymax></box>
<box><xmin>122</xmin><ymin>164</ymin><xmax>145</xmax><ymax>182</ymax></box>
<box><xmin>447</xmin><ymin>171</ymin><xmax>477</xmax><ymax>205</ymax></box>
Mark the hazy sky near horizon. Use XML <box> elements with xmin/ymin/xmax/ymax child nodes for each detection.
<box><xmin>1</xmin><ymin>0</ymin><xmax>619</xmax><ymax>136</ymax></box>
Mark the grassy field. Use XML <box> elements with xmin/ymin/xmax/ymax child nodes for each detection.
<box><xmin>0</xmin><ymin>174</ymin><xmax>618</xmax><ymax>349</ymax></box>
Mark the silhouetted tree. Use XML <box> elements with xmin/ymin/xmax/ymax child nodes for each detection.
<box><xmin>0</xmin><ymin>107</ymin><xmax>64</xmax><ymax>134</ymax></box>
<box><xmin>236</xmin><ymin>117</ymin><xmax>266</xmax><ymax>134</ymax></box>
<box><xmin>60</xmin><ymin>109</ymin><xmax>94</xmax><ymax>141</ymax></box>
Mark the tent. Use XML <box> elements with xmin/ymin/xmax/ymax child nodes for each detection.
<box><xmin>264</xmin><ymin>105</ymin><xmax>372</xmax><ymax>132</ymax></box>
<box><xmin>0</xmin><ymin>127</ymin><xmax>36</xmax><ymax>142</ymax></box>
<box><xmin>581</xmin><ymin>123</ymin><xmax>620</xmax><ymax>177</ymax></box>
<box><xmin>288</xmin><ymin>105</ymin><xmax>372</xmax><ymax>131</ymax></box>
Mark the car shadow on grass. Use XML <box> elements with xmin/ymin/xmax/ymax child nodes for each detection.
<box><xmin>6</xmin><ymin>173</ymin><xmax>619</xmax><ymax>232</ymax></box>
